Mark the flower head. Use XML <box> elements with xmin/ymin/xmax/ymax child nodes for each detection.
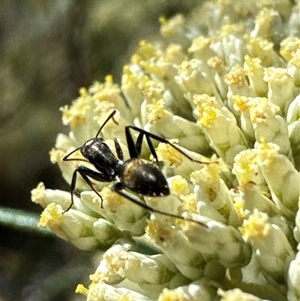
<box><xmin>32</xmin><ymin>1</ymin><xmax>300</xmax><ymax>300</ymax></box>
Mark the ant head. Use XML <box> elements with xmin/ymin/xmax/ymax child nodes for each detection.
<box><xmin>81</xmin><ymin>137</ymin><xmax>104</xmax><ymax>157</ymax></box>
<box><xmin>63</xmin><ymin>110</ymin><xmax>119</xmax><ymax>163</ymax></box>
<box><xmin>81</xmin><ymin>137</ymin><xmax>118</xmax><ymax>168</ymax></box>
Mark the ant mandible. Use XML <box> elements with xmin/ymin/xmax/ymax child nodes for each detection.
<box><xmin>63</xmin><ymin>110</ymin><xmax>208</xmax><ymax>227</ymax></box>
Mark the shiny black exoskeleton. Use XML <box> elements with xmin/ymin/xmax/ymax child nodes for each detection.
<box><xmin>63</xmin><ymin>110</ymin><xmax>207</xmax><ymax>226</ymax></box>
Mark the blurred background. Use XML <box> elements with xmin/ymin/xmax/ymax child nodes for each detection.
<box><xmin>0</xmin><ymin>1</ymin><xmax>203</xmax><ymax>300</ymax></box>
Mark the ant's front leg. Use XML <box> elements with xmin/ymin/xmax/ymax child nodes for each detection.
<box><xmin>67</xmin><ymin>166</ymin><xmax>115</xmax><ymax>211</ymax></box>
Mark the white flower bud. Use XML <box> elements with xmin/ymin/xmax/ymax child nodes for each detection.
<box><xmin>294</xmin><ymin>207</ymin><xmax>300</xmax><ymax>243</ymax></box>
<box><xmin>159</xmin><ymin>15</ymin><xmax>190</xmax><ymax>45</ymax></box>
<box><xmin>242</xmin><ymin>210</ymin><xmax>295</xmax><ymax>283</ymax></box>
<box><xmin>258</xmin><ymin>143</ymin><xmax>299</xmax><ymax>219</ymax></box>
<box><xmin>144</xmin><ymin>108</ymin><xmax>210</xmax><ymax>154</ymax></box>
<box><xmin>218</xmin><ymin>288</ymin><xmax>269</xmax><ymax>301</ymax></box>
<box><xmin>287</xmin><ymin>95</ymin><xmax>300</xmax><ymax>125</ymax></box>
<box><xmin>264</xmin><ymin>68</ymin><xmax>295</xmax><ymax>115</ymax></box>
<box><xmin>147</xmin><ymin>218</ymin><xmax>207</xmax><ymax>280</ymax></box>
<box><xmin>31</xmin><ymin>182</ymin><xmax>72</xmax><ymax>210</ymax></box>
<box><xmin>246</xmin><ymin>37</ymin><xmax>283</xmax><ymax>67</ymax></box>
<box><xmin>92</xmin><ymin>219</ymin><xmax>123</xmax><ymax>248</ymax></box>
<box><xmin>175</xmin><ymin>60</ymin><xmax>220</xmax><ymax>103</ymax></box>
<box><xmin>186</xmin><ymin>221</ymin><xmax>252</xmax><ymax>268</ymax></box>
<box><xmin>287</xmin><ymin>246</ymin><xmax>300</xmax><ymax>301</ymax></box>
<box><xmin>158</xmin><ymin>279</ymin><xmax>217</xmax><ymax>301</ymax></box>
<box><xmin>251</xmin><ymin>8</ymin><xmax>283</xmax><ymax>41</ymax></box>
<box><xmin>121</xmin><ymin>64</ymin><xmax>146</xmax><ymax>118</ymax></box>
<box><xmin>38</xmin><ymin>203</ymin><xmax>99</xmax><ymax>250</ymax></box>
<box><xmin>81</xmin><ymin>189</ymin><xmax>148</xmax><ymax>236</ymax></box>
<box><xmin>236</xmin><ymin>183</ymin><xmax>280</xmax><ymax>217</ymax></box>
<box><xmin>288</xmin><ymin>4</ymin><xmax>300</xmax><ymax>36</ymax></box>
<box><xmin>77</xmin><ymin>282</ymin><xmax>152</xmax><ymax>301</ymax></box>
<box><xmin>193</xmin><ymin>94</ymin><xmax>247</xmax><ymax>166</ymax></box>
<box><xmin>232</xmin><ymin>148</ymin><xmax>266</xmax><ymax>188</ymax></box>
<box><xmin>97</xmin><ymin>247</ymin><xmax>179</xmax><ymax>286</ymax></box>
<box><xmin>225</xmin><ymin>65</ymin><xmax>255</xmax><ymax>112</ymax></box>
<box><xmin>244</xmin><ymin>56</ymin><xmax>268</xmax><ymax>98</ymax></box>
<box><xmin>191</xmin><ymin>164</ymin><xmax>242</xmax><ymax>226</ymax></box>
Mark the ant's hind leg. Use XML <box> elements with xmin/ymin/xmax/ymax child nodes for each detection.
<box><xmin>112</xmin><ymin>182</ymin><xmax>208</xmax><ymax>227</ymax></box>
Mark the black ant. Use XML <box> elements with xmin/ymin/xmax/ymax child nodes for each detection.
<box><xmin>63</xmin><ymin>110</ymin><xmax>208</xmax><ymax>227</ymax></box>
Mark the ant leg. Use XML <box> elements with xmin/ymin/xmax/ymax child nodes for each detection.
<box><xmin>124</xmin><ymin>126</ymin><xmax>140</xmax><ymax>158</ymax></box>
<box><xmin>112</xmin><ymin>182</ymin><xmax>207</xmax><ymax>227</ymax></box>
<box><xmin>114</xmin><ymin>138</ymin><xmax>124</xmax><ymax>161</ymax></box>
<box><xmin>125</xmin><ymin>127</ymin><xmax>160</xmax><ymax>165</ymax></box>
<box><xmin>124</xmin><ymin>125</ymin><xmax>157</xmax><ymax>165</ymax></box>
<box><xmin>66</xmin><ymin>168</ymin><xmax>79</xmax><ymax>211</ymax></box>
<box><xmin>66</xmin><ymin>166</ymin><xmax>115</xmax><ymax>211</ymax></box>
<box><xmin>135</xmin><ymin>132</ymin><xmax>144</xmax><ymax>157</ymax></box>
<box><xmin>126</xmin><ymin>126</ymin><xmax>211</xmax><ymax>165</ymax></box>
<box><xmin>144</xmin><ymin>134</ymin><xmax>159</xmax><ymax>166</ymax></box>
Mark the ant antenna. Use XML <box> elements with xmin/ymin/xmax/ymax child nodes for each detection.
<box><xmin>95</xmin><ymin>110</ymin><xmax>119</xmax><ymax>138</ymax></box>
<box><xmin>63</xmin><ymin>146</ymin><xmax>88</xmax><ymax>162</ymax></box>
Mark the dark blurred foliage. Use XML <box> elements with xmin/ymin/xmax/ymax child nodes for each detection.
<box><xmin>0</xmin><ymin>1</ymin><xmax>203</xmax><ymax>300</ymax></box>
